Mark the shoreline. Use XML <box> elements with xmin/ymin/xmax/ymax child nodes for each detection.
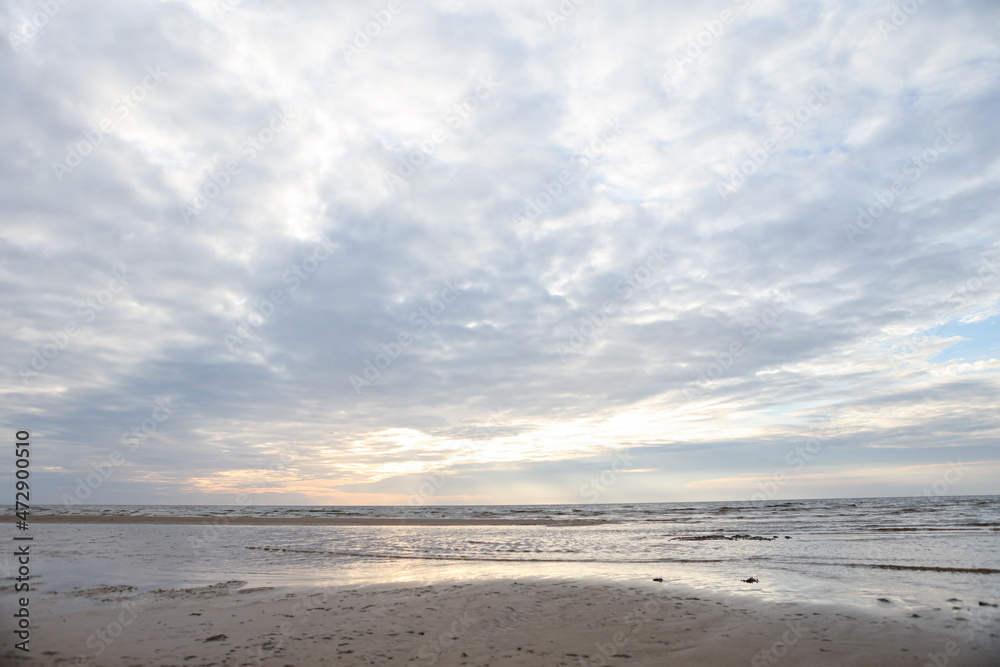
<box><xmin>12</xmin><ymin>515</ymin><xmax>611</xmax><ymax>526</ymax></box>
<box><xmin>7</xmin><ymin>578</ymin><xmax>997</xmax><ymax>666</ymax></box>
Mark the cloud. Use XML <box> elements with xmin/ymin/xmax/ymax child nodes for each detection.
<box><xmin>2</xmin><ymin>0</ymin><xmax>999</xmax><ymax>505</ymax></box>
<box><xmin>944</xmin><ymin>358</ymin><xmax>1000</xmax><ymax>375</ymax></box>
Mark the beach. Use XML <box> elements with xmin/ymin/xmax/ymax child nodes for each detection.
<box><xmin>5</xmin><ymin>578</ymin><xmax>998</xmax><ymax>666</ymax></box>
<box><xmin>3</xmin><ymin>498</ymin><xmax>998</xmax><ymax>665</ymax></box>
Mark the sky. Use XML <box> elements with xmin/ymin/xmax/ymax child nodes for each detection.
<box><xmin>2</xmin><ymin>0</ymin><xmax>999</xmax><ymax>507</ymax></box>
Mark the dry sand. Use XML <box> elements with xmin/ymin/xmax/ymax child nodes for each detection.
<box><xmin>5</xmin><ymin>578</ymin><xmax>996</xmax><ymax>666</ymax></box>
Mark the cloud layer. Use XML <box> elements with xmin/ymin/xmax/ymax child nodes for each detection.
<box><xmin>3</xmin><ymin>0</ymin><xmax>999</xmax><ymax>505</ymax></box>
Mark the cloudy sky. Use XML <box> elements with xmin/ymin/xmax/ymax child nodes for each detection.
<box><xmin>3</xmin><ymin>0</ymin><xmax>999</xmax><ymax>507</ymax></box>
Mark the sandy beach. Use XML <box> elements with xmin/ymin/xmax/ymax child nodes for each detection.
<box><xmin>5</xmin><ymin>505</ymin><xmax>999</xmax><ymax>665</ymax></box>
<box><xmin>6</xmin><ymin>578</ymin><xmax>997</xmax><ymax>666</ymax></box>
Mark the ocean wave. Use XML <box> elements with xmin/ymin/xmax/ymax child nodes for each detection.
<box><xmin>873</xmin><ymin>527</ymin><xmax>986</xmax><ymax>532</ymax></box>
<box><xmin>959</xmin><ymin>522</ymin><xmax>1000</xmax><ymax>527</ymax></box>
<box><xmin>834</xmin><ymin>563</ymin><xmax>1000</xmax><ymax>575</ymax></box>
<box><xmin>244</xmin><ymin>546</ymin><xmax>723</xmax><ymax>564</ymax></box>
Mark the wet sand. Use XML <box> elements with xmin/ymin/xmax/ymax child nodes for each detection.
<box><xmin>5</xmin><ymin>578</ymin><xmax>997</xmax><ymax>666</ymax></box>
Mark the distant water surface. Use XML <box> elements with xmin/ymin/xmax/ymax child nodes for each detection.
<box><xmin>11</xmin><ymin>496</ymin><xmax>999</xmax><ymax>613</ymax></box>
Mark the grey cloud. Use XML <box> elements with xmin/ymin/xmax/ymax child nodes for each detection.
<box><xmin>3</xmin><ymin>0</ymin><xmax>998</xmax><ymax>504</ymax></box>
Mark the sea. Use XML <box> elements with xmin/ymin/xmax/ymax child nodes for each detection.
<box><xmin>11</xmin><ymin>495</ymin><xmax>1000</xmax><ymax>615</ymax></box>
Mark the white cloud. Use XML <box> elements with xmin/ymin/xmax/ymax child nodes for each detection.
<box><xmin>3</xmin><ymin>0</ymin><xmax>999</xmax><ymax>504</ymax></box>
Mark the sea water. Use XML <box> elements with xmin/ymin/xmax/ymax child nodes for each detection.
<box><xmin>12</xmin><ymin>495</ymin><xmax>1000</xmax><ymax>614</ymax></box>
